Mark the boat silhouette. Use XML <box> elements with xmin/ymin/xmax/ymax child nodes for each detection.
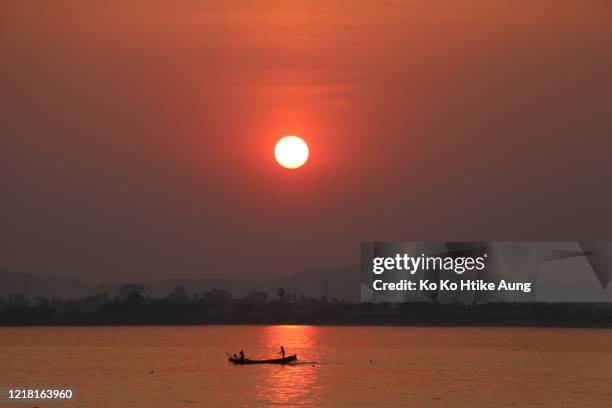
<box><xmin>228</xmin><ymin>354</ymin><xmax>297</xmax><ymax>365</ymax></box>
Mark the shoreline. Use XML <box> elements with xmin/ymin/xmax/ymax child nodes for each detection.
<box><xmin>2</xmin><ymin>321</ymin><xmax>612</xmax><ymax>329</ymax></box>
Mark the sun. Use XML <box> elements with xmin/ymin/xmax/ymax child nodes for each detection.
<box><xmin>274</xmin><ymin>136</ymin><xmax>309</xmax><ymax>169</ymax></box>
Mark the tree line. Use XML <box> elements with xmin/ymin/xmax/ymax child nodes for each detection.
<box><xmin>2</xmin><ymin>284</ymin><xmax>612</xmax><ymax>327</ymax></box>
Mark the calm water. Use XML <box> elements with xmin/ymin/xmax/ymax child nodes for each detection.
<box><xmin>2</xmin><ymin>326</ymin><xmax>612</xmax><ymax>407</ymax></box>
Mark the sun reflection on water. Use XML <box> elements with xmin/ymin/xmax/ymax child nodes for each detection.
<box><xmin>253</xmin><ymin>325</ymin><xmax>322</xmax><ymax>407</ymax></box>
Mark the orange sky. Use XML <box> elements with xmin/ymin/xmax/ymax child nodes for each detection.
<box><xmin>1</xmin><ymin>1</ymin><xmax>611</xmax><ymax>281</ymax></box>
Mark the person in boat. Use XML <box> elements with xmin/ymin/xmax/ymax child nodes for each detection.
<box><xmin>233</xmin><ymin>353</ymin><xmax>238</xmax><ymax>359</ymax></box>
<box><xmin>239</xmin><ymin>350</ymin><xmax>245</xmax><ymax>362</ymax></box>
<box><xmin>280</xmin><ymin>346</ymin><xmax>285</xmax><ymax>358</ymax></box>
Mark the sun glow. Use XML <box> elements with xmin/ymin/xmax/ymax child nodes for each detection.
<box><xmin>274</xmin><ymin>136</ymin><xmax>309</xmax><ymax>169</ymax></box>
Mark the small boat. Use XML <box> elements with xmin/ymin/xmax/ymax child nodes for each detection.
<box><xmin>228</xmin><ymin>354</ymin><xmax>297</xmax><ymax>365</ymax></box>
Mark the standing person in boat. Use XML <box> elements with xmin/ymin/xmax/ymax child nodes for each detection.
<box><xmin>239</xmin><ymin>350</ymin><xmax>245</xmax><ymax>362</ymax></box>
<box><xmin>280</xmin><ymin>346</ymin><xmax>285</xmax><ymax>358</ymax></box>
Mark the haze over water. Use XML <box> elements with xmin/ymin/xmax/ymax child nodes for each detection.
<box><xmin>2</xmin><ymin>325</ymin><xmax>612</xmax><ymax>407</ymax></box>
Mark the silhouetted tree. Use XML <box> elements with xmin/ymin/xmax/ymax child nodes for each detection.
<box><xmin>277</xmin><ymin>287</ymin><xmax>286</xmax><ymax>302</ymax></box>
<box><xmin>118</xmin><ymin>284</ymin><xmax>144</xmax><ymax>306</ymax></box>
<box><xmin>201</xmin><ymin>288</ymin><xmax>232</xmax><ymax>304</ymax></box>
<box><xmin>36</xmin><ymin>296</ymin><xmax>50</xmax><ymax>306</ymax></box>
<box><xmin>244</xmin><ymin>291</ymin><xmax>268</xmax><ymax>307</ymax></box>
<box><xmin>170</xmin><ymin>286</ymin><xmax>189</xmax><ymax>304</ymax></box>
<box><xmin>78</xmin><ymin>294</ymin><xmax>110</xmax><ymax>314</ymax></box>
<box><xmin>7</xmin><ymin>293</ymin><xmax>27</xmax><ymax>307</ymax></box>
<box><xmin>119</xmin><ymin>284</ymin><xmax>145</xmax><ymax>299</ymax></box>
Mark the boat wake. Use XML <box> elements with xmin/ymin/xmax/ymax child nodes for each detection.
<box><xmin>291</xmin><ymin>361</ymin><xmax>319</xmax><ymax>366</ymax></box>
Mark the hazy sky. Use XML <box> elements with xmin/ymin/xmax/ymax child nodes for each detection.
<box><xmin>1</xmin><ymin>1</ymin><xmax>611</xmax><ymax>282</ymax></box>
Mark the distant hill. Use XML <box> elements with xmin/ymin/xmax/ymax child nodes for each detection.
<box><xmin>0</xmin><ymin>266</ymin><xmax>117</xmax><ymax>300</ymax></box>
<box><xmin>0</xmin><ymin>264</ymin><xmax>360</xmax><ymax>302</ymax></box>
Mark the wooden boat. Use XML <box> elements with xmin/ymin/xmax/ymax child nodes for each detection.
<box><xmin>228</xmin><ymin>354</ymin><xmax>297</xmax><ymax>365</ymax></box>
